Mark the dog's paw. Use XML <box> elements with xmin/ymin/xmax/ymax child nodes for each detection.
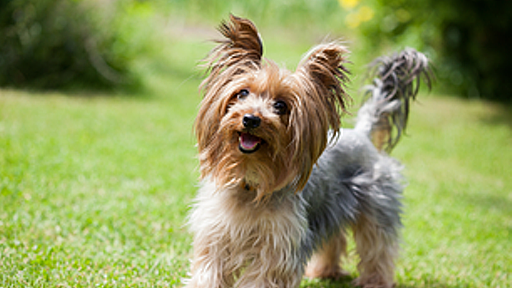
<box><xmin>305</xmin><ymin>264</ymin><xmax>350</xmax><ymax>280</ymax></box>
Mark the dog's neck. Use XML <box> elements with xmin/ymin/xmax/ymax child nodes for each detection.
<box><xmin>235</xmin><ymin>179</ymin><xmax>293</xmax><ymax>206</ymax></box>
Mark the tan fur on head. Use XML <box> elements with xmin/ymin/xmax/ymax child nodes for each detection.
<box><xmin>194</xmin><ymin>16</ymin><xmax>350</xmax><ymax>201</ymax></box>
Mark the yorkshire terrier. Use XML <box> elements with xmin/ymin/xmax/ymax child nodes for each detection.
<box><xmin>185</xmin><ymin>15</ymin><xmax>431</xmax><ymax>288</ymax></box>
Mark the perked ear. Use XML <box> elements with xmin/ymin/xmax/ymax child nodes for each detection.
<box><xmin>290</xmin><ymin>43</ymin><xmax>350</xmax><ymax>192</ymax></box>
<box><xmin>296</xmin><ymin>43</ymin><xmax>350</xmax><ymax>130</ymax></box>
<box><xmin>201</xmin><ymin>15</ymin><xmax>263</xmax><ymax>90</ymax></box>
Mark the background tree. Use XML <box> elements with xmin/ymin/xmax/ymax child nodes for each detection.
<box><xmin>357</xmin><ymin>0</ymin><xmax>512</xmax><ymax>101</ymax></box>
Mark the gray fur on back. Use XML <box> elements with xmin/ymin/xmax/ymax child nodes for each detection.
<box><xmin>295</xmin><ymin>128</ymin><xmax>404</xmax><ymax>263</ymax></box>
<box><xmin>271</xmin><ymin>48</ymin><xmax>430</xmax><ymax>267</ymax></box>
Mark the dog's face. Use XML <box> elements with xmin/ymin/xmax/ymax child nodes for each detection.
<box><xmin>195</xmin><ymin>15</ymin><xmax>349</xmax><ymax>201</ymax></box>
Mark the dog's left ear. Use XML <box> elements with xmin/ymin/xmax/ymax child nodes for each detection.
<box><xmin>290</xmin><ymin>43</ymin><xmax>350</xmax><ymax>191</ymax></box>
<box><xmin>296</xmin><ymin>43</ymin><xmax>350</xmax><ymax>129</ymax></box>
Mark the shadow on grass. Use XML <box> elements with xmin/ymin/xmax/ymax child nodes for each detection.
<box><xmin>478</xmin><ymin>102</ymin><xmax>512</xmax><ymax>129</ymax></box>
<box><xmin>302</xmin><ymin>275</ymin><xmax>355</xmax><ymax>288</ymax></box>
<box><xmin>462</xmin><ymin>191</ymin><xmax>512</xmax><ymax>221</ymax></box>
<box><xmin>397</xmin><ymin>285</ymin><xmax>456</xmax><ymax>288</ymax></box>
<box><xmin>303</xmin><ymin>276</ymin><xmax>466</xmax><ymax>288</ymax></box>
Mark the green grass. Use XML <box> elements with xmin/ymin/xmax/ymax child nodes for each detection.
<box><xmin>1</xmin><ymin>25</ymin><xmax>511</xmax><ymax>288</ymax></box>
<box><xmin>0</xmin><ymin>89</ymin><xmax>196</xmax><ymax>287</ymax></box>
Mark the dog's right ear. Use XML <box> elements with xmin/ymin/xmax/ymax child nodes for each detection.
<box><xmin>201</xmin><ymin>15</ymin><xmax>263</xmax><ymax>90</ymax></box>
<box><xmin>217</xmin><ymin>14</ymin><xmax>263</xmax><ymax>65</ymax></box>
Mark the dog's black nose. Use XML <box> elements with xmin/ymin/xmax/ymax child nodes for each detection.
<box><xmin>243</xmin><ymin>114</ymin><xmax>261</xmax><ymax>129</ymax></box>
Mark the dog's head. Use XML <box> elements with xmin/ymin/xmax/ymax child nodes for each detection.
<box><xmin>195</xmin><ymin>15</ymin><xmax>350</xmax><ymax>201</ymax></box>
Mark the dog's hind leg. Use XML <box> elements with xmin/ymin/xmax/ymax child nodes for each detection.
<box><xmin>305</xmin><ymin>231</ymin><xmax>350</xmax><ymax>279</ymax></box>
<box><xmin>352</xmin><ymin>213</ymin><xmax>399</xmax><ymax>288</ymax></box>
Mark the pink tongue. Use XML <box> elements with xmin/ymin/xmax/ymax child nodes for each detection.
<box><xmin>239</xmin><ymin>133</ymin><xmax>261</xmax><ymax>150</ymax></box>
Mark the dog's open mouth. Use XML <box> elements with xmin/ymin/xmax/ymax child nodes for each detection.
<box><xmin>238</xmin><ymin>132</ymin><xmax>262</xmax><ymax>154</ymax></box>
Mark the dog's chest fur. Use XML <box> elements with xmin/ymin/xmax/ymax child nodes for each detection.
<box><xmin>190</xmin><ymin>180</ymin><xmax>307</xmax><ymax>243</ymax></box>
<box><xmin>189</xmin><ymin>180</ymin><xmax>307</xmax><ymax>272</ymax></box>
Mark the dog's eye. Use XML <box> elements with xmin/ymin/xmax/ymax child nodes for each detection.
<box><xmin>236</xmin><ymin>89</ymin><xmax>250</xmax><ymax>100</ymax></box>
<box><xmin>273</xmin><ymin>100</ymin><xmax>288</xmax><ymax>115</ymax></box>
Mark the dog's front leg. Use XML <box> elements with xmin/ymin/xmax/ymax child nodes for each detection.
<box><xmin>183</xmin><ymin>234</ymin><xmax>235</xmax><ymax>288</ymax></box>
<box><xmin>234</xmin><ymin>246</ymin><xmax>304</xmax><ymax>288</ymax></box>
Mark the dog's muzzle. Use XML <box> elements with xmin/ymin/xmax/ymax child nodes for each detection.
<box><xmin>239</xmin><ymin>114</ymin><xmax>262</xmax><ymax>153</ymax></box>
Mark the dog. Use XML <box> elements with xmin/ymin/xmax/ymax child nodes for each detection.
<box><xmin>185</xmin><ymin>15</ymin><xmax>431</xmax><ymax>288</ymax></box>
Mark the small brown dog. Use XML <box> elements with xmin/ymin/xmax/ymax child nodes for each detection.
<box><xmin>185</xmin><ymin>15</ymin><xmax>430</xmax><ymax>288</ymax></box>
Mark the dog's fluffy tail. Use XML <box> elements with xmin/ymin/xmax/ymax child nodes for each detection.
<box><xmin>355</xmin><ymin>48</ymin><xmax>432</xmax><ymax>153</ymax></box>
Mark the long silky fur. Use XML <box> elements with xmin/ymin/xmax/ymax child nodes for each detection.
<box><xmin>291</xmin><ymin>43</ymin><xmax>350</xmax><ymax>192</ymax></box>
<box><xmin>356</xmin><ymin>48</ymin><xmax>432</xmax><ymax>152</ymax></box>
<box><xmin>194</xmin><ymin>16</ymin><xmax>350</xmax><ymax>197</ymax></box>
<box><xmin>187</xmin><ymin>15</ymin><xmax>432</xmax><ymax>288</ymax></box>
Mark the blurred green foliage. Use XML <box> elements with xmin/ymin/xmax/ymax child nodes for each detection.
<box><xmin>1</xmin><ymin>0</ymin><xmax>511</xmax><ymax>101</ymax></box>
<box><xmin>164</xmin><ymin>0</ymin><xmax>345</xmax><ymax>30</ymax></box>
<box><xmin>0</xmin><ymin>0</ymin><xmax>159</xmax><ymax>90</ymax></box>
<box><xmin>356</xmin><ymin>0</ymin><xmax>512</xmax><ymax>101</ymax></box>
<box><xmin>168</xmin><ymin>0</ymin><xmax>512</xmax><ymax>101</ymax></box>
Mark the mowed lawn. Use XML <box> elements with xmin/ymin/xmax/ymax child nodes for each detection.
<box><xmin>1</xmin><ymin>38</ymin><xmax>511</xmax><ymax>287</ymax></box>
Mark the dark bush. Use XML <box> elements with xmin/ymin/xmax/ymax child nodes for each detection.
<box><xmin>0</xmin><ymin>0</ymin><xmax>138</xmax><ymax>90</ymax></box>
<box><xmin>358</xmin><ymin>0</ymin><xmax>512</xmax><ymax>101</ymax></box>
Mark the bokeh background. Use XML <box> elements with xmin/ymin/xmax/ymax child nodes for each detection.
<box><xmin>1</xmin><ymin>0</ymin><xmax>511</xmax><ymax>100</ymax></box>
<box><xmin>1</xmin><ymin>1</ymin><xmax>511</xmax><ymax>287</ymax></box>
